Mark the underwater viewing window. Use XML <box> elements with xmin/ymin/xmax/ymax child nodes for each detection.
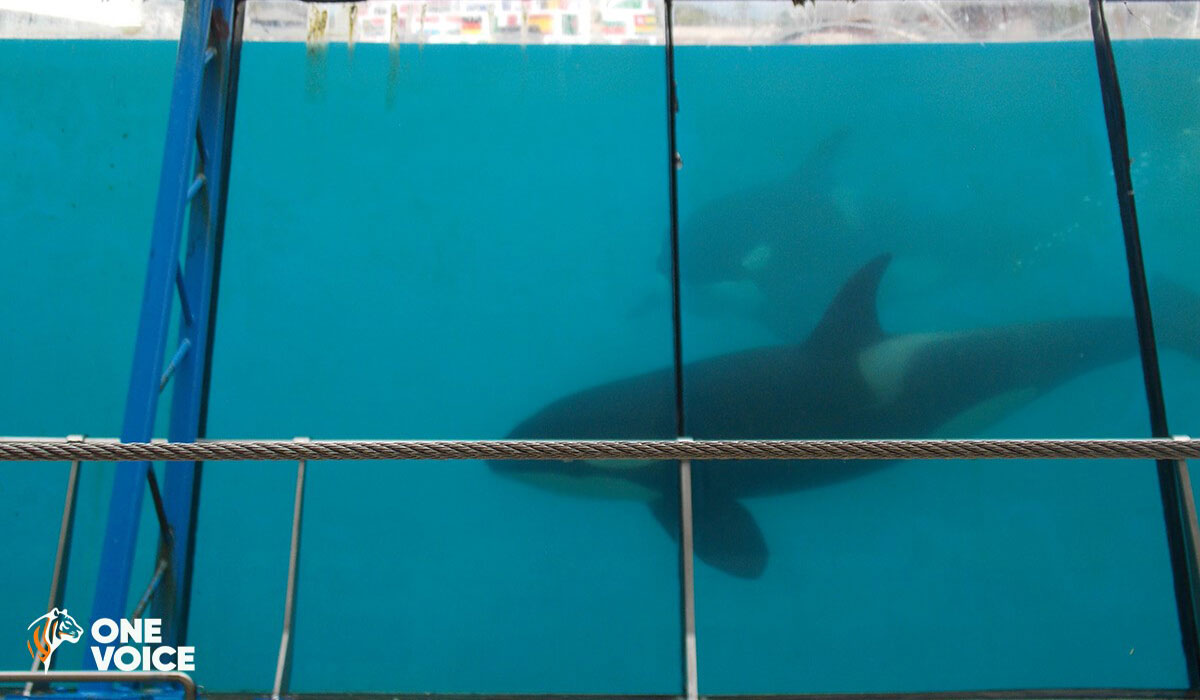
<box><xmin>1</xmin><ymin>0</ymin><xmax>1199</xmax><ymax>697</ymax></box>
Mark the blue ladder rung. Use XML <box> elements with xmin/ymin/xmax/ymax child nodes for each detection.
<box><xmin>186</xmin><ymin>173</ymin><xmax>205</xmax><ymax>201</ymax></box>
<box><xmin>158</xmin><ymin>339</ymin><xmax>192</xmax><ymax>393</ymax></box>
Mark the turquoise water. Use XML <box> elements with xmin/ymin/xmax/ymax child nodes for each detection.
<box><xmin>1</xmin><ymin>36</ymin><xmax>1198</xmax><ymax>695</ymax></box>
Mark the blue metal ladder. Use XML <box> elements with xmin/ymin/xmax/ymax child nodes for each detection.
<box><xmin>80</xmin><ymin>0</ymin><xmax>243</xmax><ymax>693</ymax></box>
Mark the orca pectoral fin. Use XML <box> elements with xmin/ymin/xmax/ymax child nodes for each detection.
<box><xmin>649</xmin><ymin>495</ymin><xmax>681</xmax><ymax>543</ymax></box>
<box><xmin>1154</xmin><ymin>278</ymin><xmax>1200</xmax><ymax>361</ymax></box>
<box><xmin>627</xmin><ymin>287</ymin><xmax>663</xmax><ymax>319</ymax></box>
<box><xmin>695</xmin><ymin>495</ymin><xmax>768</xmax><ymax>579</ymax></box>
<box><xmin>649</xmin><ymin>494</ymin><xmax>768</xmax><ymax>579</ymax></box>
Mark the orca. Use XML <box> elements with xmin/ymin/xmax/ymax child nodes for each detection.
<box><xmin>659</xmin><ymin>127</ymin><xmax>871</xmax><ymax>341</ymax></box>
<box><xmin>492</xmin><ymin>255</ymin><xmax>1199</xmax><ymax>578</ymax></box>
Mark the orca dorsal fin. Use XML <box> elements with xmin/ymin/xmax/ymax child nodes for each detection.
<box><xmin>807</xmin><ymin>253</ymin><xmax>892</xmax><ymax>351</ymax></box>
<box><xmin>787</xmin><ymin>126</ymin><xmax>851</xmax><ymax>185</ymax></box>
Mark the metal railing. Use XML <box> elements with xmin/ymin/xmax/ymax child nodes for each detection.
<box><xmin>5</xmin><ymin>433</ymin><xmax>1200</xmax><ymax>700</ymax></box>
<box><xmin>2</xmin><ymin>436</ymin><xmax>1199</xmax><ymax>463</ymax></box>
<box><xmin>0</xmin><ymin>672</ymin><xmax>194</xmax><ymax>700</ymax></box>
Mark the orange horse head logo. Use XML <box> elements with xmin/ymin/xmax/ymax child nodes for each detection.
<box><xmin>27</xmin><ymin>608</ymin><xmax>84</xmax><ymax>671</ymax></box>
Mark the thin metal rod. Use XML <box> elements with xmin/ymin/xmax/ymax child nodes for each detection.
<box><xmin>273</xmin><ymin>438</ymin><xmax>309</xmax><ymax>700</ymax></box>
<box><xmin>140</xmin><ymin>467</ymin><xmax>177</xmax><ymax>622</ymax></box>
<box><xmin>202</xmin><ymin>0</ymin><xmax>244</xmax><ymax>449</ymax></box>
<box><xmin>46</xmin><ymin>459</ymin><xmax>82</xmax><ymax>612</ymax></box>
<box><xmin>678</xmin><ymin>455</ymin><xmax>699</xmax><ymax>700</ymax></box>
<box><xmin>1</xmin><ymin>672</ymin><xmax>195</xmax><ymax>700</ymax></box>
<box><xmin>1089</xmin><ymin>0</ymin><xmax>1171</xmax><ymax>438</ymax></box>
<box><xmin>663</xmin><ymin>0</ymin><xmax>685</xmax><ymax>440</ymax></box>
<box><xmin>194</xmin><ymin>124</ymin><xmax>209</xmax><ymax>170</ymax></box>
<box><xmin>24</xmin><ymin>437</ymin><xmax>84</xmax><ymax>695</ymax></box>
<box><xmin>1175</xmin><ymin>448</ymin><xmax>1200</xmax><ymax>674</ymax></box>
<box><xmin>1088</xmin><ymin>0</ymin><xmax>1200</xmax><ymax>684</ymax></box>
<box><xmin>146</xmin><ymin>468</ymin><xmax>174</xmax><ymax>546</ymax></box>
<box><xmin>174</xmin><ymin>268</ymin><xmax>195</xmax><ymax>326</ymax></box>
<box><xmin>131</xmin><ymin>557</ymin><xmax>170</xmax><ymax>620</ymax></box>
<box><xmin>664</xmin><ymin>0</ymin><xmax>697</xmax><ymax>680</ymax></box>
<box><xmin>1178</xmin><ymin>455</ymin><xmax>1200</xmax><ymax>570</ymax></box>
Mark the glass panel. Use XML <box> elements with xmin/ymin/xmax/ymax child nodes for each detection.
<box><xmin>0</xmin><ymin>1</ymin><xmax>182</xmax><ymax>40</ymax></box>
<box><xmin>674</xmin><ymin>0</ymin><xmax>1186</xmax><ymax>691</ymax></box>
<box><xmin>1105</xmin><ymin>1</ymin><xmax>1200</xmax><ymax>40</ymax></box>
<box><xmin>0</xmin><ymin>36</ymin><xmax>177</xmax><ymax>671</ymax></box>
<box><xmin>673</xmin><ymin>0</ymin><xmax>1096</xmax><ymax>45</ymax></box>
<box><xmin>192</xmin><ymin>1</ymin><xmax>679</xmax><ymax>692</ymax></box>
<box><xmin>242</xmin><ymin>0</ymin><xmax>663</xmax><ymax>46</ymax></box>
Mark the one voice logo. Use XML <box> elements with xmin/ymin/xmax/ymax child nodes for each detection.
<box><xmin>26</xmin><ymin>608</ymin><xmax>195</xmax><ymax>672</ymax></box>
<box><xmin>27</xmin><ymin>608</ymin><xmax>83</xmax><ymax>670</ymax></box>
